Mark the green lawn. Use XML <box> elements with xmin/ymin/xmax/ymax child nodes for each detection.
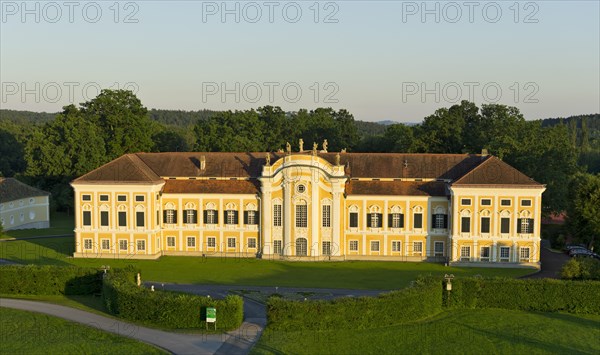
<box><xmin>253</xmin><ymin>308</ymin><xmax>600</xmax><ymax>355</ymax></box>
<box><xmin>0</xmin><ymin>307</ymin><xmax>166</xmax><ymax>354</ymax></box>
<box><xmin>0</xmin><ymin>236</ymin><xmax>534</xmax><ymax>289</ymax></box>
<box><xmin>0</xmin><ymin>211</ymin><xmax>74</xmax><ymax>239</ymax></box>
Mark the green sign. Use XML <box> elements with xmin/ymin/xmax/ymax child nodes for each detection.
<box><xmin>206</xmin><ymin>307</ymin><xmax>216</xmax><ymax>323</ymax></box>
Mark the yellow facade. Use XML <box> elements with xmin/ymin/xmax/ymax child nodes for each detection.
<box><xmin>71</xmin><ymin>152</ymin><xmax>545</xmax><ymax>268</ymax></box>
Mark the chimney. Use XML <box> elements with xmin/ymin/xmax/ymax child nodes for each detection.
<box><xmin>481</xmin><ymin>149</ymin><xmax>488</xmax><ymax>157</ymax></box>
<box><xmin>200</xmin><ymin>156</ymin><xmax>206</xmax><ymax>170</ymax></box>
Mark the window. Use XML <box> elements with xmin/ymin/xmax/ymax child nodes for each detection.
<box><xmin>388</xmin><ymin>213</ymin><xmax>404</xmax><ymax>228</ymax></box>
<box><xmin>480</xmin><ymin>246</ymin><xmax>490</xmax><ymax>261</ymax></box>
<box><xmin>248</xmin><ymin>238</ymin><xmax>257</xmax><ymax>249</ymax></box>
<box><xmin>521</xmin><ymin>199</ymin><xmax>532</xmax><ymax>207</ymax></box>
<box><xmin>84</xmin><ymin>239</ymin><xmax>92</xmax><ymax>250</ymax></box>
<box><xmin>500</xmin><ymin>247</ymin><xmax>510</xmax><ymax>261</ymax></box>
<box><xmin>137</xmin><ymin>240</ymin><xmax>146</xmax><ymax>251</ymax></box>
<box><xmin>100</xmin><ymin>194</ymin><xmax>109</xmax><ymax>202</ymax></box>
<box><xmin>413</xmin><ymin>242</ymin><xmax>423</xmax><ymax>253</ymax></box>
<box><xmin>432</xmin><ymin>214</ymin><xmax>447</xmax><ymax>229</ymax></box>
<box><xmin>207</xmin><ymin>237</ymin><xmax>216</xmax><ymax>248</ymax></box>
<box><xmin>82</xmin><ymin>194</ymin><xmax>91</xmax><ymax>201</ymax></box>
<box><xmin>204</xmin><ymin>210</ymin><xmax>218</xmax><ymax>224</ymax></box>
<box><xmin>349</xmin><ymin>212</ymin><xmax>358</xmax><ymax>228</ymax></box>
<box><xmin>100</xmin><ymin>211</ymin><xmax>109</xmax><ymax>227</ymax></box>
<box><xmin>185</xmin><ymin>209</ymin><xmax>197</xmax><ymax>224</ymax></box>
<box><xmin>520</xmin><ymin>247</ymin><xmax>530</xmax><ymax>261</ymax></box>
<box><xmin>296</xmin><ymin>184</ymin><xmax>306</xmax><ymax>193</ymax></box>
<box><xmin>117</xmin><ymin>195</ymin><xmax>127</xmax><ymax>202</ymax></box>
<box><xmin>187</xmin><ymin>237</ymin><xmax>196</xmax><ymax>248</ymax></box>
<box><xmin>164</xmin><ymin>209</ymin><xmax>177</xmax><ymax>224</ymax></box>
<box><xmin>296</xmin><ymin>204</ymin><xmax>307</xmax><ymax>228</ymax></box>
<box><xmin>461</xmin><ymin>198</ymin><xmax>471</xmax><ymax>205</ymax></box>
<box><xmin>349</xmin><ymin>240</ymin><xmax>358</xmax><ymax>251</ymax></box>
<box><xmin>461</xmin><ymin>217</ymin><xmax>470</xmax><ymax>233</ymax></box>
<box><xmin>119</xmin><ymin>240</ymin><xmax>128</xmax><ymax>251</ymax></box>
<box><xmin>501</xmin><ymin>199</ymin><xmax>511</xmax><ymax>206</ymax></box>
<box><xmin>480</xmin><ymin>217</ymin><xmax>490</xmax><ymax>234</ymax></box>
<box><xmin>244</xmin><ymin>210</ymin><xmax>258</xmax><ymax>225</ymax></box>
<box><xmin>392</xmin><ymin>241</ymin><xmax>401</xmax><ymax>252</ymax></box>
<box><xmin>322</xmin><ymin>205</ymin><xmax>331</xmax><ymax>227</ymax></box>
<box><xmin>135</xmin><ymin>195</ymin><xmax>145</xmax><ymax>202</ymax></box>
<box><xmin>29</xmin><ymin>198</ymin><xmax>35</xmax><ymax>204</ymax></box>
<box><xmin>167</xmin><ymin>237</ymin><xmax>175</xmax><ymax>247</ymax></box>
<box><xmin>460</xmin><ymin>246</ymin><xmax>471</xmax><ymax>260</ymax></box>
<box><xmin>82</xmin><ymin>211</ymin><xmax>91</xmax><ymax>226</ymax></box>
<box><xmin>296</xmin><ymin>238</ymin><xmax>307</xmax><ymax>256</ymax></box>
<box><xmin>322</xmin><ymin>241</ymin><xmax>331</xmax><ymax>255</ymax></box>
<box><xmin>501</xmin><ymin>218</ymin><xmax>510</xmax><ymax>234</ymax></box>
<box><xmin>370</xmin><ymin>241</ymin><xmax>380</xmax><ymax>252</ymax></box>
<box><xmin>227</xmin><ymin>237</ymin><xmax>236</xmax><ymax>248</ymax></box>
<box><xmin>367</xmin><ymin>213</ymin><xmax>383</xmax><ymax>228</ymax></box>
<box><xmin>274</xmin><ymin>240</ymin><xmax>282</xmax><ymax>255</ymax></box>
<box><xmin>136</xmin><ymin>212</ymin><xmax>145</xmax><ymax>227</ymax></box>
<box><xmin>101</xmin><ymin>239</ymin><xmax>110</xmax><ymax>250</ymax></box>
<box><xmin>273</xmin><ymin>204</ymin><xmax>282</xmax><ymax>227</ymax></box>
<box><xmin>225</xmin><ymin>210</ymin><xmax>238</xmax><ymax>225</ymax></box>
<box><xmin>434</xmin><ymin>241</ymin><xmax>444</xmax><ymax>256</ymax></box>
<box><xmin>481</xmin><ymin>199</ymin><xmax>491</xmax><ymax>206</ymax></box>
<box><xmin>413</xmin><ymin>213</ymin><xmax>423</xmax><ymax>229</ymax></box>
<box><xmin>517</xmin><ymin>218</ymin><xmax>534</xmax><ymax>234</ymax></box>
<box><xmin>19</xmin><ymin>213</ymin><xmax>24</xmax><ymax>222</ymax></box>
<box><xmin>118</xmin><ymin>211</ymin><xmax>127</xmax><ymax>227</ymax></box>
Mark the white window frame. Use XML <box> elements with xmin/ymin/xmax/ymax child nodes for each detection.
<box><xmin>296</xmin><ymin>204</ymin><xmax>308</xmax><ymax>228</ymax></box>
<box><xmin>187</xmin><ymin>236</ymin><xmax>196</xmax><ymax>248</ymax></box>
<box><xmin>392</xmin><ymin>240</ymin><xmax>401</xmax><ymax>252</ymax></box>
<box><xmin>137</xmin><ymin>240</ymin><xmax>146</xmax><ymax>251</ymax></box>
<box><xmin>227</xmin><ymin>237</ymin><xmax>236</xmax><ymax>249</ymax></box>
<box><xmin>322</xmin><ymin>205</ymin><xmax>331</xmax><ymax>228</ymax></box>
<box><xmin>434</xmin><ymin>241</ymin><xmax>444</xmax><ymax>256</ymax></box>
<box><xmin>370</xmin><ymin>241</ymin><xmax>380</xmax><ymax>252</ymax></box>
<box><xmin>349</xmin><ymin>240</ymin><xmax>359</xmax><ymax>252</ymax></box>
<box><xmin>413</xmin><ymin>241</ymin><xmax>423</xmax><ymax>254</ymax></box>
<box><xmin>520</xmin><ymin>247</ymin><xmax>530</xmax><ymax>262</ymax></box>
<box><xmin>248</xmin><ymin>238</ymin><xmax>257</xmax><ymax>249</ymax></box>
<box><xmin>500</xmin><ymin>246</ymin><xmax>510</xmax><ymax>262</ymax></box>
<box><xmin>273</xmin><ymin>204</ymin><xmax>282</xmax><ymax>227</ymax></box>
<box><xmin>84</xmin><ymin>239</ymin><xmax>93</xmax><ymax>250</ymax></box>
<box><xmin>207</xmin><ymin>237</ymin><xmax>216</xmax><ymax>248</ymax></box>
<box><xmin>101</xmin><ymin>239</ymin><xmax>110</xmax><ymax>250</ymax></box>
<box><xmin>119</xmin><ymin>240</ymin><xmax>128</xmax><ymax>251</ymax></box>
<box><xmin>322</xmin><ymin>241</ymin><xmax>331</xmax><ymax>255</ymax></box>
<box><xmin>460</xmin><ymin>246</ymin><xmax>471</xmax><ymax>261</ymax></box>
<box><xmin>273</xmin><ymin>240</ymin><xmax>283</xmax><ymax>255</ymax></box>
<box><xmin>480</xmin><ymin>246</ymin><xmax>490</xmax><ymax>261</ymax></box>
<box><xmin>167</xmin><ymin>236</ymin><xmax>175</xmax><ymax>247</ymax></box>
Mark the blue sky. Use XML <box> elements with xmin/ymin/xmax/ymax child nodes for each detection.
<box><xmin>1</xmin><ymin>0</ymin><xmax>599</xmax><ymax>122</ymax></box>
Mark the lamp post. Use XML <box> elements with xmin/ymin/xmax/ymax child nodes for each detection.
<box><xmin>444</xmin><ymin>274</ymin><xmax>455</xmax><ymax>305</ymax></box>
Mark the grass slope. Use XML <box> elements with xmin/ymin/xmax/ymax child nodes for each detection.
<box><xmin>0</xmin><ymin>307</ymin><xmax>166</xmax><ymax>354</ymax></box>
<box><xmin>0</xmin><ymin>237</ymin><xmax>534</xmax><ymax>289</ymax></box>
<box><xmin>253</xmin><ymin>308</ymin><xmax>600</xmax><ymax>355</ymax></box>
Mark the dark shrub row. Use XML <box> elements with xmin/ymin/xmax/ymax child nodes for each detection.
<box><xmin>267</xmin><ymin>277</ymin><xmax>443</xmax><ymax>331</ymax></box>
<box><xmin>444</xmin><ymin>277</ymin><xmax>600</xmax><ymax>314</ymax></box>
<box><xmin>0</xmin><ymin>265</ymin><xmax>101</xmax><ymax>295</ymax></box>
<box><xmin>102</xmin><ymin>267</ymin><xmax>243</xmax><ymax>330</ymax></box>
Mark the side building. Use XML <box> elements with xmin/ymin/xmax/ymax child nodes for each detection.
<box><xmin>0</xmin><ymin>178</ymin><xmax>51</xmax><ymax>230</ymax></box>
<box><xmin>71</xmin><ymin>151</ymin><xmax>545</xmax><ymax>267</ymax></box>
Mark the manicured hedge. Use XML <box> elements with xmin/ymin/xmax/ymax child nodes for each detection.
<box><xmin>267</xmin><ymin>277</ymin><xmax>442</xmax><ymax>331</ymax></box>
<box><xmin>0</xmin><ymin>265</ymin><xmax>101</xmax><ymax>295</ymax></box>
<box><xmin>102</xmin><ymin>267</ymin><xmax>243</xmax><ymax>330</ymax></box>
<box><xmin>444</xmin><ymin>277</ymin><xmax>600</xmax><ymax>314</ymax></box>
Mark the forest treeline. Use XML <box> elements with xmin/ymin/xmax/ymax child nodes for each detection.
<box><xmin>0</xmin><ymin>90</ymin><xmax>599</xmax><ymax>249</ymax></box>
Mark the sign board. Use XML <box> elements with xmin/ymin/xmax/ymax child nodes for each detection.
<box><xmin>206</xmin><ymin>307</ymin><xmax>216</xmax><ymax>323</ymax></box>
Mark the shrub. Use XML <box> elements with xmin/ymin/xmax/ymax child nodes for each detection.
<box><xmin>102</xmin><ymin>267</ymin><xmax>243</xmax><ymax>330</ymax></box>
<box><xmin>0</xmin><ymin>265</ymin><xmax>102</xmax><ymax>295</ymax></box>
<box><xmin>444</xmin><ymin>277</ymin><xmax>600</xmax><ymax>314</ymax></box>
<box><xmin>561</xmin><ymin>258</ymin><xmax>600</xmax><ymax>280</ymax></box>
<box><xmin>266</xmin><ymin>276</ymin><xmax>442</xmax><ymax>331</ymax></box>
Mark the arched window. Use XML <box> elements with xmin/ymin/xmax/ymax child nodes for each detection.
<box><xmin>389</xmin><ymin>205</ymin><xmax>404</xmax><ymax>229</ymax></box>
<box><xmin>368</xmin><ymin>205</ymin><xmax>382</xmax><ymax>228</ymax></box>
<box><xmin>296</xmin><ymin>237</ymin><xmax>307</xmax><ymax>256</ymax></box>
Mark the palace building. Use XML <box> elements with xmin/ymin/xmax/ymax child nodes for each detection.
<box><xmin>71</xmin><ymin>145</ymin><xmax>545</xmax><ymax>267</ymax></box>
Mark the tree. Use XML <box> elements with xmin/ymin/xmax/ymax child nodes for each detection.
<box><xmin>566</xmin><ymin>173</ymin><xmax>600</xmax><ymax>250</ymax></box>
<box><xmin>80</xmin><ymin>89</ymin><xmax>154</xmax><ymax>159</ymax></box>
<box><xmin>383</xmin><ymin>124</ymin><xmax>419</xmax><ymax>152</ymax></box>
<box><xmin>0</xmin><ymin>128</ymin><xmax>26</xmax><ymax>177</ymax></box>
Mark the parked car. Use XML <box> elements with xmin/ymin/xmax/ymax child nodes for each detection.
<box><xmin>565</xmin><ymin>244</ymin><xmax>588</xmax><ymax>252</ymax></box>
<box><xmin>569</xmin><ymin>248</ymin><xmax>595</xmax><ymax>258</ymax></box>
<box><xmin>567</xmin><ymin>246</ymin><xmax>590</xmax><ymax>255</ymax></box>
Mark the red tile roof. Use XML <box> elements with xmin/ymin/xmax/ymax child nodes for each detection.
<box><xmin>346</xmin><ymin>180</ymin><xmax>447</xmax><ymax>196</ymax></box>
<box><xmin>0</xmin><ymin>178</ymin><xmax>50</xmax><ymax>203</ymax></box>
<box><xmin>162</xmin><ymin>179</ymin><xmax>260</xmax><ymax>194</ymax></box>
<box><xmin>72</xmin><ymin>152</ymin><xmax>543</xmax><ymax>196</ymax></box>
